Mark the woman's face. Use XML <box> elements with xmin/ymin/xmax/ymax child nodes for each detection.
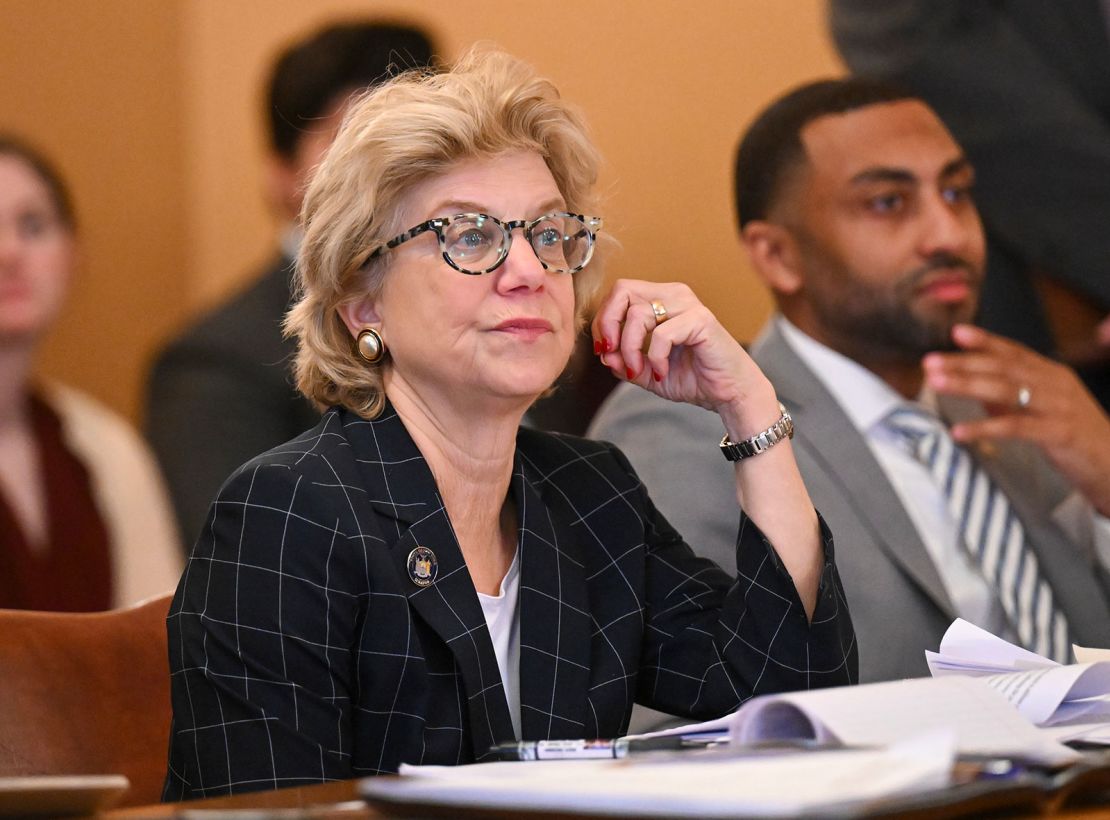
<box><xmin>355</xmin><ymin>150</ymin><xmax>579</xmax><ymax>413</ymax></box>
<box><xmin>0</xmin><ymin>155</ymin><xmax>74</xmax><ymax>345</ymax></box>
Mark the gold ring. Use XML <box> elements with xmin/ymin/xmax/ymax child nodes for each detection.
<box><xmin>1017</xmin><ymin>385</ymin><xmax>1032</xmax><ymax>410</ymax></box>
<box><xmin>651</xmin><ymin>300</ymin><xmax>669</xmax><ymax>325</ymax></box>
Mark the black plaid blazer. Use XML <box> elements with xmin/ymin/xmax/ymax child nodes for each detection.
<box><xmin>164</xmin><ymin>404</ymin><xmax>857</xmax><ymax>799</ymax></box>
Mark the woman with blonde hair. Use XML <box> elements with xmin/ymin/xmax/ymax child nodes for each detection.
<box><xmin>165</xmin><ymin>48</ymin><xmax>856</xmax><ymax>799</ymax></box>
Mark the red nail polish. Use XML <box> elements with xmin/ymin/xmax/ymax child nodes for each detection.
<box><xmin>593</xmin><ymin>339</ymin><xmax>601</xmax><ymax>355</ymax></box>
<box><xmin>626</xmin><ymin>367</ymin><xmax>636</xmax><ymax>380</ymax></box>
<box><xmin>603</xmin><ymin>338</ymin><xmax>612</xmax><ymax>352</ymax></box>
<box><xmin>652</xmin><ymin>371</ymin><xmax>661</xmax><ymax>382</ymax></box>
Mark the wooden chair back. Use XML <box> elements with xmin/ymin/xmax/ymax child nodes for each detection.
<box><xmin>0</xmin><ymin>593</ymin><xmax>173</xmax><ymax>807</ymax></box>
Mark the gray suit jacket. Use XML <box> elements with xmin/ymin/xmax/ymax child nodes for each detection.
<box><xmin>588</xmin><ymin>320</ymin><xmax>1110</xmax><ymax>682</ymax></box>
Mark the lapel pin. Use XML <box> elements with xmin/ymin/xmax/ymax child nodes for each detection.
<box><xmin>407</xmin><ymin>546</ymin><xmax>438</xmax><ymax>587</ymax></box>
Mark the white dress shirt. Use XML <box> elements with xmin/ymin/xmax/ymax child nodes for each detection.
<box><xmin>777</xmin><ymin>316</ymin><xmax>1110</xmax><ymax>641</ymax></box>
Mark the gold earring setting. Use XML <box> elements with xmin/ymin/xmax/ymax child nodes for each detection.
<box><xmin>356</xmin><ymin>327</ymin><xmax>386</xmax><ymax>363</ymax></box>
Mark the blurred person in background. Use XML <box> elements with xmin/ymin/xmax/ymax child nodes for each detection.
<box><xmin>146</xmin><ymin>21</ymin><xmax>437</xmax><ymax>548</ymax></box>
<box><xmin>830</xmin><ymin>1</ymin><xmax>1110</xmax><ymax>409</ymax></box>
<box><xmin>0</xmin><ymin>135</ymin><xmax>181</xmax><ymax>611</ymax></box>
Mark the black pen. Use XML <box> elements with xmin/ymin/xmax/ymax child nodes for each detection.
<box><xmin>490</xmin><ymin>734</ymin><xmax>718</xmax><ymax>761</ymax></box>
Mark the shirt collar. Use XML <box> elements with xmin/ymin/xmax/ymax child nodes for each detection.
<box><xmin>280</xmin><ymin>224</ymin><xmax>303</xmax><ymax>261</ymax></box>
<box><xmin>775</xmin><ymin>315</ymin><xmax>935</xmax><ymax>431</ymax></box>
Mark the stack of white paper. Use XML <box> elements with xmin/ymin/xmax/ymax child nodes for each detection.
<box><xmin>363</xmin><ymin>619</ymin><xmax>1110</xmax><ymax>816</ymax></box>
<box><xmin>927</xmin><ymin>618</ymin><xmax>1110</xmax><ymax>744</ymax></box>
<box><xmin>363</xmin><ymin>733</ymin><xmax>957</xmax><ymax>818</ymax></box>
<box><xmin>626</xmin><ymin>621</ymin><xmax>1089</xmax><ymax>765</ymax></box>
<box><xmin>728</xmin><ymin>674</ymin><xmax>1077</xmax><ymax>766</ymax></box>
<box><xmin>926</xmin><ymin>618</ymin><xmax>1059</xmax><ymax>675</ymax></box>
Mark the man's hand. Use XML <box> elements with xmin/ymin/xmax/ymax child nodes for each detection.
<box><xmin>1097</xmin><ymin>313</ymin><xmax>1110</xmax><ymax>349</ymax></box>
<box><xmin>923</xmin><ymin>323</ymin><xmax>1110</xmax><ymax>516</ymax></box>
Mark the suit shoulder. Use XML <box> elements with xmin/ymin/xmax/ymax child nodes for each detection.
<box><xmin>588</xmin><ymin>383</ymin><xmax>720</xmax><ymax>442</ymax></box>
<box><xmin>221</xmin><ymin>411</ymin><xmax>354</xmax><ymax>493</ymax></box>
<box><xmin>153</xmin><ymin>258</ymin><xmax>293</xmax><ymax>365</ymax></box>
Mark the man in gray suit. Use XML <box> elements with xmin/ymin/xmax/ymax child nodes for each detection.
<box><xmin>589</xmin><ymin>78</ymin><xmax>1110</xmax><ymax>683</ymax></box>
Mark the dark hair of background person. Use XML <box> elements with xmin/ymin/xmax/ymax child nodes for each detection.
<box><xmin>0</xmin><ymin>134</ymin><xmax>76</xmax><ymax>230</ymax></box>
<box><xmin>268</xmin><ymin>22</ymin><xmax>437</xmax><ymax>159</ymax></box>
<box><xmin>734</xmin><ymin>77</ymin><xmax>915</xmax><ymax>230</ymax></box>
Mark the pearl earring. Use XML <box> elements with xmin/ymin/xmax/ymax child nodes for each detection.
<box><xmin>356</xmin><ymin>327</ymin><xmax>386</xmax><ymax>363</ymax></box>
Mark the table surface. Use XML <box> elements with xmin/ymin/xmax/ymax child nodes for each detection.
<box><xmin>96</xmin><ymin>774</ymin><xmax>1110</xmax><ymax>820</ymax></box>
<box><xmin>103</xmin><ymin>780</ymin><xmax>372</xmax><ymax>818</ymax></box>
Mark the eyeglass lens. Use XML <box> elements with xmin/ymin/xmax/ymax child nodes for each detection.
<box><xmin>442</xmin><ymin>214</ymin><xmax>592</xmax><ymax>273</ymax></box>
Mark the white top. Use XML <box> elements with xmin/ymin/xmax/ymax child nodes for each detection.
<box><xmin>476</xmin><ymin>547</ymin><xmax>522</xmax><ymax>740</ymax></box>
<box><xmin>43</xmin><ymin>382</ymin><xmax>184</xmax><ymax>608</ymax></box>
<box><xmin>776</xmin><ymin>316</ymin><xmax>1110</xmax><ymax>637</ymax></box>
<box><xmin>279</xmin><ymin>224</ymin><xmax>303</xmax><ymax>261</ymax></box>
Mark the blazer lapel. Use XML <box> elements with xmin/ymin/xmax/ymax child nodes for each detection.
<box><xmin>343</xmin><ymin>406</ymin><xmax>515</xmax><ymax>759</ymax></box>
<box><xmin>752</xmin><ymin>323</ymin><xmax>956</xmax><ymax>618</ymax></box>
<box><xmin>512</xmin><ymin>448</ymin><xmax>592</xmax><ymax>740</ymax></box>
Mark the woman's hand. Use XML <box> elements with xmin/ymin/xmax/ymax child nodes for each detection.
<box><xmin>591</xmin><ymin>279</ymin><xmax>778</xmax><ymax>435</ymax></box>
<box><xmin>591</xmin><ymin>279</ymin><xmax>822</xmax><ymax>618</ymax></box>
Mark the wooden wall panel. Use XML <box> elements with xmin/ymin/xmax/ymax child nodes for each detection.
<box><xmin>180</xmin><ymin>0</ymin><xmax>846</xmax><ymax>343</ymax></box>
<box><xmin>0</xmin><ymin>0</ymin><xmax>187</xmax><ymax>421</ymax></box>
<box><xmin>0</xmin><ymin>0</ymin><xmax>844</xmax><ymax>423</ymax></box>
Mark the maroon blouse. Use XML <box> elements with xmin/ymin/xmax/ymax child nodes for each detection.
<box><xmin>0</xmin><ymin>392</ymin><xmax>113</xmax><ymax>610</ymax></box>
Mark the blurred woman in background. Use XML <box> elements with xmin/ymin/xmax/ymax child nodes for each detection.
<box><xmin>0</xmin><ymin>136</ymin><xmax>181</xmax><ymax>610</ymax></box>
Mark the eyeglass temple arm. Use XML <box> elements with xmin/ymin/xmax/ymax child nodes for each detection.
<box><xmin>368</xmin><ymin>219</ymin><xmax>443</xmax><ymax>260</ymax></box>
<box><xmin>388</xmin><ymin>220</ymin><xmax>439</xmax><ymax>248</ymax></box>
<box><xmin>567</xmin><ymin>214</ymin><xmax>602</xmax><ymax>232</ymax></box>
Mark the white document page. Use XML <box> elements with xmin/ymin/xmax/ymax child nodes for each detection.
<box><xmin>729</xmin><ymin>675</ymin><xmax>1077</xmax><ymax>766</ymax></box>
<box><xmin>926</xmin><ymin>618</ymin><xmax>1058</xmax><ymax>675</ymax></box>
<box><xmin>924</xmin><ymin>618</ymin><xmax>1110</xmax><ymax>728</ymax></box>
<box><xmin>983</xmin><ymin>665</ymin><xmax>1110</xmax><ymax>725</ymax></box>
<box><xmin>366</xmin><ymin>733</ymin><xmax>956</xmax><ymax>818</ymax></box>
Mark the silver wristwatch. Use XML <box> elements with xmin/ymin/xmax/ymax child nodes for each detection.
<box><xmin>719</xmin><ymin>403</ymin><xmax>794</xmax><ymax>461</ymax></box>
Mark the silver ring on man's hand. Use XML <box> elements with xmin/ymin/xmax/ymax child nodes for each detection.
<box><xmin>1016</xmin><ymin>385</ymin><xmax>1033</xmax><ymax>410</ymax></box>
<box><xmin>651</xmin><ymin>300</ymin><xmax>669</xmax><ymax>325</ymax></box>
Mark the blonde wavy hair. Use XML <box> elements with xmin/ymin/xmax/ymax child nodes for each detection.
<box><xmin>285</xmin><ymin>46</ymin><xmax>606</xmax><ymax>419</ymax></box>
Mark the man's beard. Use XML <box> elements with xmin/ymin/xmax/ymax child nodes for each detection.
<box><xmin>811</xmin><ymin>253</ymin><xmax>981</xmax><ymax>364</ymax></box>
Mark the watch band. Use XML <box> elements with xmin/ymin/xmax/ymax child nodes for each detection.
<box><xmin>719</xmin><ymin>402</ymin><xmax>794</xmax><ymax>461</ymax></box>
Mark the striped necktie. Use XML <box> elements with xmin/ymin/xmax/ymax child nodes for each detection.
<box><xmin>884</xmin><ymin>406</ymin><xmax>1071</xmax><ymax>663</ymax></box>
